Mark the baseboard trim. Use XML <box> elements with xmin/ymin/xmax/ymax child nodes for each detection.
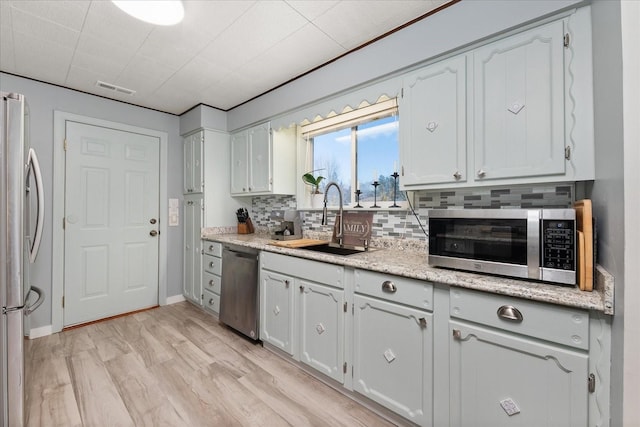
<box><xmin>28</xmin><ymin>325</ymin><xmax>52</xmax><ymax>339</ymax></box>
<box><xmin>166</xmin><ymin>294</ymin><xmax>186</xmax><ymax>305</ymax></box>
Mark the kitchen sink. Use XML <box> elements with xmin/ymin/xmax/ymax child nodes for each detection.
<box><xmin>300</xmin><ymin>244</ymin><xmax>371</xmax><ymax>256</ymax></box>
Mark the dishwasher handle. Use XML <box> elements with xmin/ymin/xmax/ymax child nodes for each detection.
<box><xmin>224</xmin><ymin>247</ymin><xmax>258</xmax><ymax>260</ymax></box>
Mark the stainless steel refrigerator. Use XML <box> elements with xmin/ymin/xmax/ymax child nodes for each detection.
<box><xmin>1</xmin><ymin>92</ymin><xmax>45</xmax><ymax>427</ymax></box>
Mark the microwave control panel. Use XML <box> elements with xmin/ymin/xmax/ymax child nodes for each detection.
<box><xmin>542</xmin><ymin>220</ymin><xmax>575</xmax><ymax>270</ymax></box>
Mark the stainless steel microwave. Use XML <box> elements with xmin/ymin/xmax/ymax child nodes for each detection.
<box><xmin>428</xmin><ymin>209</ymin><xmax>576</xmax><ymax>285</ymax></box>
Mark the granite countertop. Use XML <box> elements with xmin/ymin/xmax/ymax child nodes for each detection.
<box><xmin>202</xmin><ymin>231</ymin><xmax>614</xmax><ymax>315</ymax></box>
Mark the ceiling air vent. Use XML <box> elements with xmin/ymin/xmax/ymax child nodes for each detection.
<box><xmin>96</xmin><ymin>80</ymin><xmax>136</xmax><ymax>96</ymax></box>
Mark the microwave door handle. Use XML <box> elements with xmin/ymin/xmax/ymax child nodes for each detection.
<box><xmin>27</xmin><ymin>148</ymin><xmax>44</xmax><ymax>263</ymax></box>
<box><xmin>527</xmin><ymin>210</ymin><xmax>541</xmax><ymax>280</ymax></box>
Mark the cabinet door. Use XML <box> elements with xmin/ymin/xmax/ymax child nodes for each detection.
<box><xmin>473</xmin><ymin>20</ymin><xmax>565</xmax><ymax>181</ymax></box>
<box><xmin>183</xmin><ymin>132</ymin><xmax>203</xmax><ymax>193</ymax></box>
<box><xmin>450</xmin><ymin>320</ymin><xmax>588</xmax><ymax>427</ymax></box>
<box><xmin>183</xmin><ymin>196</ymin><xmax>203</xmax><ymax>304</ymax></box>
<box><xmin>248</xmin><ymin>122</ymin><xmax>272</xmax><ymax>193</ymax></box>
<box><xmin>353</xmin><ymin>295</ymin><xmax>433</xmax><ymax>425</ymax></box>
<box><xmin>260</xmin><ymin>270</ymin><xmax>295</xmax><ymax>355</ymax></box>
<box><xmin>401</xmin><ymin>55</ymin><xmax>467</xmax><ymax>187</ymax></box>
<box><xmin>298</xmin><ymin>280</ymin><xmax>344</xmax><ymax>384</ymax></box>
<box><xmin>230</xmin><ymin>131</ymin><xmax>248</xmax><ymax>195</ymax></box>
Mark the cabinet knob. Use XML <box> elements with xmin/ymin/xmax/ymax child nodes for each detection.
<box><xmin>453</xmin><ymin>171</ymin><xmax>462</xmax><ymax>180</ymax></box>
<box><xmin>477</xmin><ymin>169</ymin><xmax>486</xmax><ymax>178</ymax></box>
<box><xmin>285</xmin><ymin>280</ymin><xmax>290</xmax><ymax>287</ymax></box>
<box><xmin>209</xmin><ymin>298</ymin><xmax>214</xmax><ymax>305</ymax></box>
<box><xmin>209</xmin><ymin>280</ymin><xmax>214</xmax><ymax>286</ymax></box>
<box><xmin>496</xmin><ymin>305</ymin><xmax>524</xmax><ymax>322</ymax></box>
<box><xmin>209</xmin><ymin>262</ymin><xmax>215</xmax><ymax>268</ymax></box>
<box><xmin>299</xmin><ymin>285</ymin><xmax>304</xmax><ymax>291</ymax></box>
<box><xmin>452</xmin><ymin>329</ymin><xmax>462</xmax><ymax>340</ymax></box>
<box><xmin>209</xmin><ymin>245</ymin><xmax>214</xmax><ymax>251</ymax></box>
<box><xmin>149</xmin><ymin>230</ymin><xmax>158</xmax><ymax>237</ymax></box>
<box><xmin>426</xmin><ymin>121</ymin><xmax>438</xmax><ymax>132</ymax></box>
<box><xmin>242</xmin><ymin>187</ymin><xmax>246</xmax><ymax>192</ymax></box>
<box><xmin>381</xmin><ymin>280</ymin><xmax>397</xmax><ymax>293</ymax></box>
<box><xmin>419</xmin><ymin>317</ymin><xmax>427</xmax><ymax>328</ymax></box>
<box><xmin>248</xmin><ymin>187</ymin><xmax>252</xmax><ymax>191</ymax></box>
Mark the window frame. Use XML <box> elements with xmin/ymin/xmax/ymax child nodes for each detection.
<box><xmin>298</xmin><ymin>99</ymin><xmax>405</xmax><ymax>209</ymax></box>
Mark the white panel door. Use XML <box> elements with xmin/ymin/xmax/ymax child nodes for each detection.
<box><xmin>64</xmin><ymin>121</ymin><xmax>160</xmax><ymax>326</ymax></box>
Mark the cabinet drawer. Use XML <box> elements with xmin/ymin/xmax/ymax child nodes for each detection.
<box><xmin>354</xmin><ymin>269</ymin><xmax>433</xmax><ymax>311</ymax></box>
<box><xmin>261</xmin><ymin>252</ymin><xmax>343</xmax><ymax>289</ymax></box>
<box><xmin>203</xmin><ymin>241</ymin><xmax>222</xmax><ymax>257</ymax></box>
<box><xmin>203</xmin><ymin>254</ymin><xmax>222</xmax><ymax>275</ymax></box>
<box><xmin>203</xmin><ymin>271</ymin><xmax>221</xmax><ymax>294</ymax></box>
<box><xmin>450</xmin><ymin>288</ymin><xmax>589</xmax><ymax>350</ymax></box>
<box><xmin>203</xmin><ymin>289</ymin><xmax>220</xmax><ymax>314</ymax></box>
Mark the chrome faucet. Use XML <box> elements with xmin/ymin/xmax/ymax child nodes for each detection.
<box><xmin>321</xmin><ymin>181</ymin><xmax>343</xmax><ymax>247</ymax></box>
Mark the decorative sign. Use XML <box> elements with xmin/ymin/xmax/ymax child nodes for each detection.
<box><xmin>332</xmin><ymin>212</ymin><xmax>373</xmax><ymax>247</ymax></box>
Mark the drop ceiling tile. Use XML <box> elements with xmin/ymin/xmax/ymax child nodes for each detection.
<box><xmin>240</xmin><ymin>23</ymin><xmax>345</xmax><ymax>86</ymax></box>
<box><xmin>150</xmin><ymin>84</ymin><xmax>200</xmax><ymax>114</ymax></box>
<box><xmin>75</xmin><ymin>32</ymin><xmax>139</xmax><ymax>65</ymax></box>
<box><xmin>115</xmin><ymin>55</ymin><xmax>178</xmax><ymax>94</ymax></box>
<box><xmin>70</xmin><ymin>50</ymin><xmax>126</xmax><ymax>81</ymax></box>
<box><xmin>199</xmin><ymin>1</ymin><xmax>308</xmax><ymax>68</ymax></box>
<box><xmin>0</xmin><ymin>24</ymin><xmax>16</xmax><ymax>72</ymax></box>
<box><xmin>82</xmin><ymin>1</ymin><xmax>153</xmax><ymax>52</ymax></box>
<box><xmin>136</xmin><ymin>26</ymin><xmax>213</xmax><ymax>70</ymax></box>
<box><xmin>167</xmin><ymin>57</ymin><xmax>231</xmax><ymax>93</ymax></box>
<box><xmin>286</xmin><ymin>0</ymin><xmax>339</xmax><ymax>22</ymax></box>
<box><xmin>66</xmin><ymin>64</ymin><xmax>117</xmax><ymax>93</ymax></box>
<box><xmin>10</xmin><ymin>7</ymin><xmax>80</xmax><ymax>49</ymax></box>
<box><xmin>182</xmin><ymin>0</ymin><xmax>255</xmax><ymax>39</ymax></box>
<box><xmin>13</xmin><ymin>32</ymin><xmax>73</xmax><ymax>85</ymax></box>
<box><xmin>8</xmin><ymin>0</ymin><xmax>88</xmax><ymax>32</ymax></box>
<box><xmin>314</xmin><ymin>0</ymin><xmax>440</xmax><ymax>49</ymax></box>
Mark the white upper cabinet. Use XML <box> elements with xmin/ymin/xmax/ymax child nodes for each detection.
<box><xmin>473</xmin><ymin>20</ymin><xmax>565</xmax><ymax>181</ymax></box>
<box><xmin>400</xmin><ymin>54</ymin><xmax>467</xmax><ymax>187</ymax></box>
<box><xmin>400</xmin><ymin>11</ymin><xmax>594</xmax><ymax>190</ymax></box>
<box><xmin>231</xmin><ymin>122</ymin><xmax>296</xmax><ymax>196</ymax></box>
<box><xmin>183</xmin><ymin>131</ymin><xmax>203</xmax><ymax>194</ymax></box>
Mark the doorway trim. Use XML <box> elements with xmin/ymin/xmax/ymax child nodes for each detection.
<box><xmin>52</xmin><ymin>111</ymin><xmax>168</xmax><ymax>333</ymax></box>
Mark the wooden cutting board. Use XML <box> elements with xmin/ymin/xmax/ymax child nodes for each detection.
<box><xmin>574</xmin><ymin>199</ymin><xmax>593</xmax><ymax>291</ymax></box>
<box><xmin>268</xmin><ymin>238</ymin><xmax>329</xmax><ymax>248</ymax></box>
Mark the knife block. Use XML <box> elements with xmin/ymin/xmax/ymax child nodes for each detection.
<box><xmin>237</xmin><ymin>218</ymin><xmax>255</xmax><ymax>234</ymax></box>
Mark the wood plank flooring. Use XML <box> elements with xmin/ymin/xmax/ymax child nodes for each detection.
<box><xmin>25</xmin><ymin>302</ymin><xmax>395</xmax><ymax>427</ymax></box>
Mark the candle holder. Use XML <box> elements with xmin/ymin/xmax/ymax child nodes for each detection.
<box><xmin>371</xmin><ymin>181</ymin><xmax>380</xmax><ymax>208</ymax></box>
<box><xmin>390</xmin><ymin>172</ymin><xmax>400</xmax><ymax>208</ymax></box>
<box><xmin>354</xmin><ymin>189</ymin><xmax>363</xmax><ymax>208</ymax></box>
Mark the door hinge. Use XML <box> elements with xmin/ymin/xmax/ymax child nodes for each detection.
<box><xmin>565</xmin><ymin>146</ymin><xmax>571</xmax><ymax>160</ymax></box>
<box><xmin>401</xmin><ymin>165</ymin><xmax>404</xmax><ymax>177</ymax></box>
<box><xmin>401</xmin><ymin>87</ymin><xmax>404</xmax><ymax>98</ymax></box>
<box><xmin>343</xmin><ymin>362</ymin><xmax>347</xmax><ymax>374</ymax></box>
<box><xmin>564</xmin><ymin>33</ymin><xmax>570</xmax><ymax>48</ymax></box>
<box><xmin>343</xmin><ymin>302</ymin><xmax>348</xmax><ymax>312</ymax></box>
<box><xmin>351</xmin><ymin>365</ymin><xmax>354</xmax><ymax>377</ymax></box>
<box><xmin>588</xmin><ymin>373</ymin><xmax>596</xmax><ymax>393</ymax></box>
<box><xmin>63</xmin><ymin>139</ymin><xmax>68</xmax><ymax>151</ymax></box>
<box><xmin>63</xmin><ymin>217</ymin><xmax>66</xmax><ymax>229</ymax></box>
<box><xmin>352</xmin><ymin>304</ymin><xmax>354</xmax><ymax>315</ymax></box>
<box><xmin>62</xmin><ymin>296</ymin><xmax>65</xmax><ymax>308</ymax></box>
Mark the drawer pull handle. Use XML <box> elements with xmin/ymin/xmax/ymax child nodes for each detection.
<box><xmin>381</xmin><ymin>281</ymin><xmax>397</xmax><ymax>293</ymax></box>
<box><xmin>497</xmin><ymin>305</ymin><xmax>523</xmax><ymax>322</ymax></box>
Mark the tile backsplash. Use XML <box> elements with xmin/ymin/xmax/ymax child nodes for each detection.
<box><xmin>250</xmin><ymin>183</ymin><xmax>574</xmax><ymax>242</ymax></box>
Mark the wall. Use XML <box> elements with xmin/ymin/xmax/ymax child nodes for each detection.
<box><xmin>621</xmin><ymin>1</ymin><xmax>640</xmax><ymax>424</ymax></box>
<box><xmin>589</xmin><ymin>1</ymin><xmax>626</xmax><ymax>425</ymax></box>
<box><xmin>0</xmin><ymin>73</ymin><xmax>183</xmax><ymax>329</ymax></box>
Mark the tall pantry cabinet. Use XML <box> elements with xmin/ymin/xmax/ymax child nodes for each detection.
<box><xmin>183</xmin><ymin>129</ymin><xmax>243</xmax><ymax>305</ymax></box>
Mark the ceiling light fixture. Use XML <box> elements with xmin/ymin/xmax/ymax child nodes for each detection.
<box><xmin>112</xmin><ymin>0</ymin><xmax>184</xmax><ymax>26</ymax></box>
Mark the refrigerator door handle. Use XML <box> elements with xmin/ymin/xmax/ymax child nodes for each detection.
<box><xmin>24</xmin><ymin>286</ymin><xmax>45</xmax><ymax>315</ymax></box>
<box><xmin>27</xmin><ymin>148</ymin><xmax>44</xmax><ymax>263</ymax></box>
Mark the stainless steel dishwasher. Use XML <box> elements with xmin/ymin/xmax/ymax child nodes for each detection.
<box><xmin>219</xmin><ymin>244</ymin><xmax>260</xmax><ymax>340</ymax></box>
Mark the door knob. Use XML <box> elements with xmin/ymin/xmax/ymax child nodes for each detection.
<box><xmin>149</xmin><ymin>230</ymin><xmax>158</xmax><ymax>237</ymax></box>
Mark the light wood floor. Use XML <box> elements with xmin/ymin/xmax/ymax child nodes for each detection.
<box><xmin>25</xmin><ymin>302</ymin><xmax>394</xmax><ymax>427</ymax></box>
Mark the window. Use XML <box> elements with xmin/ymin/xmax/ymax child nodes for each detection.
<box><xmin>301</xmin><ymin>99</ymin><xmax>405</xmax><ymax>208</ymax></box>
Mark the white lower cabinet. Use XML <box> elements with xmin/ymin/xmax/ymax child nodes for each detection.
<box><xmin>299</xmin><ymin>279</ymin><xmax>345</xmax><ymax>383</ymax></box>
<box><xmin>202</xmin><ymin>241</ymin><xmax>222</xmax><ymax>315</ymax></box>
<box><xmin>260</xmin><ymin>252</ymin><xmax>345</xmax><ymax>383</ymax></box>
<box><xmin>449</xmin><ymin>287</ymin><xmax>590</xmax><ymax>427</ymax></box>
<box><xmin>261</xmin><ymin>270</ymin><xmax>295</xmax><ymax>355</ymax></box>
<box><xmin>353</xmin><ymin>294</ymin><xmax>433</xmax><ymax>425</ymax></box>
